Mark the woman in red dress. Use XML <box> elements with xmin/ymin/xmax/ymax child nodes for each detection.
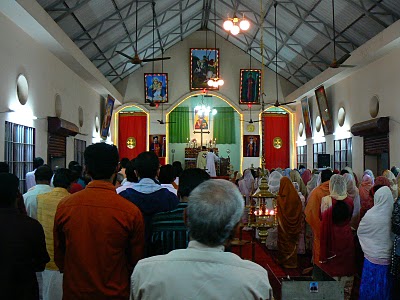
<box><xmin>319</xmin><ymin>174</ymin><xmax>356</xmax><ymax>297</ymax></box>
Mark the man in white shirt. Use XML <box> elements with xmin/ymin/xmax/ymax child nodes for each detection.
<box><xmin>116</xmin><ymin>160</ymin><xmax>137</xmax><ymax>194</ymax></box>
<box><xmin>23</xmin><ymin>165</ymin><xmax>53</xmax><ymax>219</ymax></box>
<box><xmin>131</xmin><ymin>179</ymin><xmax>272</xmax><ymax>300</ymax></box>
<box><xmin>25</xmin><ymin>157</ymin><xmax>44</xmax><ymax>191</ymax></box>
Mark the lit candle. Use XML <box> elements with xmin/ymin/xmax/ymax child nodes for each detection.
<box><xmin>258</xmin><ymin>209</ymin><xmax>262</xmax><ymax>216</ymax></box>
<box><xmin>270</xmin><ymin>210</ymin><xmax>275</xmax><ymax>215</ymax></box>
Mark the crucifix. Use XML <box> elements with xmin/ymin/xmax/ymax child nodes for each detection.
<box><xmin>193</xmin><ymin>128</ymin><xmax>210</xmax><ymax>147</ymax></box>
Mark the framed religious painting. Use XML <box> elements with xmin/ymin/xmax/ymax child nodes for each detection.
<box><xmin>301</xmin><ymin>96</ymin><xmax>313</xmax><ymax>138</ymax></box>
<box><xmin>100</xmin><ymin>94</ymin><xmax>115</xmax><ymax>140</ymax></box>
<box><xmin>149</xmin><ymin>134</ymin><xmax>166</xmax><ymax>158</ymax></box>
<box><xmin>243</xmin><ymin>135</ymin><xmax>260</xmax><ymax>157</ymax></box>
<box><xmin>193</xmin><ymin>111</ymin><xmax>209</xmax><ymax>130</ymax></box>
<box><xmin>314</xmin><ymin>85</ymin><xmax>334</xmax><ymax>135</ymax></box>
<box><xmin>239</xmin><ymin>69</ymin><xmax>261</xmax><ymax>104</ymax></box>
<box><xmin>144</xmin><ymin>73</ymin><xmax>168</xmax><ymax>104</ymax></box>
<box><xmin>190</xmin><ymin>48</ymin><xmax>219</xmax><ymax>90</ymax></box>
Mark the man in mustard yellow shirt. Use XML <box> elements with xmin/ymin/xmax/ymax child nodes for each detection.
<box><xmin>37</xmin><ymin>168</ymin><xmax>73</xmax><ymax>300</ymax></box>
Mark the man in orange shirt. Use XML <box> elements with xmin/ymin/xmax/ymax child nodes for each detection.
<box><xmin>304</xmin><ymin>169</ymin><xmax>333</xmax><ymax>266</ymax></box>
<box><xmin>54</xmin><ymin>143</ymin><xmax>144</xmax><ymax>299</ymax></box>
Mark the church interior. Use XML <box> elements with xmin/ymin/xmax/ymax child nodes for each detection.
<box><xmin>2</xmin><ymin>0</ymin><xmax>400</xmax><ymax>299</ymax></box>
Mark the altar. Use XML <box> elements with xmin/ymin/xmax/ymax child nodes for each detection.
<box><xmin>184</xmin><ymin>147</ymin><xmax>230</xmax><ymax>176</ymax></box>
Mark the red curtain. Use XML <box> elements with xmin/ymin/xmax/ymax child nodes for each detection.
<box><xmin>118</xmin><ymin>113</ymin><xmax>147</xmax><ymax>160</ymax></box>
<box><xmin>263</xmin><ymin>113</ymin><xmax>289</xmax><ymax>170</ymax></box>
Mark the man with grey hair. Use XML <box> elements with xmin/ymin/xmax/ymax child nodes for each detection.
<box><xmin>131</xmin><ymin>179</ymin><xmax>272</xmax><ymax>299</ymax></box>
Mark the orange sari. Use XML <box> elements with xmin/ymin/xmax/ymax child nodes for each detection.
<box><xmin>304</xmin><ymin>181</ymin><xmax>330</xmax><ymax>266</ymax></box>
<box><xmin>277</xmin><ymin>177</ymin><xmax>303</xmax><ymax>268</ymax></box>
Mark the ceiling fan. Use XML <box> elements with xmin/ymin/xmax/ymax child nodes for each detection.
<box><xmin>265</xmin><ymin>2</ymin><xmax>296</xmax><ymax>108</ymax></box>
<box><xmin>152</xmin><ymin>103</ymin><xmax>176</xmax><ymax>125</ymax></box>
<box><xmin>241</xmin><ymin>104</ymin><xmax>261</xmax><ymax>124</ymax></box>
<box><xmin>311</xmin><ymin>0</ymin><xmax>355</xmax><ymax>69</ymax></box>
<box><xmin>116</xmin><ymin>1</ymin><xmax>171</xmax><ymax>65</ymax></box>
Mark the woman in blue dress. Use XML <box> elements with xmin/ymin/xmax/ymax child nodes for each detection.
<box><xmin>357</xmin><ymin>185</ymin><xmax>394</xmax><ymax>299</ymax></box>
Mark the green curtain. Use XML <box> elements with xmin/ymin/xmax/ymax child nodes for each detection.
<box><xmin>213</xmin><ymin>107</ymin><xmax>236</xmax><ymax>144</ymax></box>
<box><xmin>169</xmin><ymin>107</ymin><xmax>190</xmax><ymax>143</ymax></box>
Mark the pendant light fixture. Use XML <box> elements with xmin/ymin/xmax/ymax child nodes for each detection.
<box><xmin>223</xmin><ymin>2</ymin><xmax>250</xmax><ymax>36</ymax></box>
<box><xmin>207</xmin><ymin>0</ymin><xmax>224</xmax><ymax>88</ymax></box>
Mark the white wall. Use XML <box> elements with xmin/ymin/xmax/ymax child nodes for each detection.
<box><xmin>114</xmin><ymin>30</ymin><xmax>297</xmax><ymax>170</ymax></box>
<box><xmin>293</xmin><ymin>45</ymin><xmax>400</xmax><ymax>177</ymax></box>
<box><xmin>0</xmin><ymin>12</ymin><xmax>103</xmax><ymax>165</ymax></box>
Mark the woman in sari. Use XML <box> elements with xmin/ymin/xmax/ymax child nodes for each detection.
<box><xmin>277</xmin><ymin>177</ymin><xmax>303</xmax><ymax>268</ymax></box>
<box><xmin>343</xmin><ymin>173</ymin><xmax>361</xmax><ymax>230</ymax></box>
<box><xmin>383</xmin><ymin>169</ymin><xmax>398</xmax><ymax>200</ymax></box>
<box><xmin>268</xmin><ymin>171</ymin><xmax>282</xmax><ymax>194</ymax></box>
<box><xmin>238</xmin><ymin>169</ymin><xmax>254</xmax><ymax>205</ymax></box>
<box><xmin>359</xmin><ymin>174</ymin><xmax>374</xmax><ymax>219</ymax></box>
<box><xmin>306</xmin><ymin>173</ymin><xmax>319</xmax><ymax>198</ymax></box>
<box><xmin>358</xmin><ymin>186</ymin><xmax>394</xmax><ymax>300</ymax></box>
<box><xmin>363</xmin><ymin>169</ymin><xmax>375</xmax><ymax>185</ymax></box>
<box><xmin>320</xmin><ymin>174</ymin><xmax>355</xmax><ymax>294</ymax></box>
<box><xmin>391</xmin><ymin>193</ymin><xmax>400</xmax><ymax>298</ymax></box>
<box><xmin>301</xmin><ymin>169</ymin><xmax>312</xmax><ymax>186</ymax></box>
<box><xmin>290</xmin><ymin>170</ymin><xmax>308</xmax><ymax>199</ymax></box>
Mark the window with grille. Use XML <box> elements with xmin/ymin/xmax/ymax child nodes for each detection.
<box><xmin>334</xmin><ymin>138</ymin><xmax>352</xmax><ymax>171</ymax></box>
<box><xmin>297</xmin><ymin>145</ymin><xmax>307</xmax><ymax>169</ymax></box>
<box><xmin>313</xmin><ymin>142</ymin><xmax>326</xmax><ymax>169</ymax></box>
<box><xmin>74</xmin><ymin>139</ymin><xmax>86</xmax><ymax>167</ymax></box>
<box><xmin>4</xmin><ymin>121</ymin><xmax>35</xmax><ymax>193</ymax></box>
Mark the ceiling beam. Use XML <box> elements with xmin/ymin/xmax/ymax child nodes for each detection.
<box><xmin>109</xmin><ymin>18</ymin><xmax>202</xmax><ymax>83</ymax></box>
<box><xmin>103</xmin><ymin>10</ymin><xmax>203</xmax><ymax>77</ymax></box>
<box><xmin>90</xmin><ymin>0</ymin><xmax>199</xmax><ymax>68</ymax></box>
<box><xmin>213</xmin><ymin>4</ymin><xmax>326</xmax><ymax>78</ymax></box>
<box><xmin>342</xmin><ymin>0</ymin><xmax>392</xmax><ymax>28</ymax></box>
<box><xmin>201</xmin><ymin>0</ymin><xmax>212</xmax><ymax>29</ymax></box>
<box><xmin>45</xmin><ymin>0</ymin><xmax>92</xmax><ymax>23</ymax></box>
<box><xmin>276</xmin><ymin>1</ymin><xmax>356</xmax><ymax>54</ymax></box>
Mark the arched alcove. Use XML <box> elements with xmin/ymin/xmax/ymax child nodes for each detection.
<box><xmin>112</xmin><ymin>104</ymin><xmax>149</xmax><ymax>159</ymax></box>
<box><xmin>261</xmin><ymin>106</ymin><xmax>296</xmax><ymax>169</ymax></box>
<box><xmin>167</xmin><ymin>92</ymin><xmax>243</xmax><ymax>173</ymax></box>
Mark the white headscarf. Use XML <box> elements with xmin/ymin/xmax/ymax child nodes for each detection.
<box><xmin>383</xmin><ymin>169</ymin><xmax>398</xmax><ymax>200</ymax></box>
<box><xmin>357</xmin><ymin>186</ymin><xmax>394</xmax><ymax>261</ymax></box>
<box><xmin>364</xmin><ymin>169</ymin><xmax>375</xmax><ymax>185</ymax></box>
<box><xmin>343</xmin><ymin>173</ymin><xmax>361</xmax><ymax>229</ymax></box>
<box><xmin>307</xmin><ymin>174</ymin><xmax>319</xmax><ymax>196</ymax></box>
<box><xmin>329</xmin><ymin>174</ymin><xmax>347</xmax><ymax>200</ymax></box>
<box><xmin>268</xmin><ymin>171</ymin><xmax>282</xmax><ymax>194</ymax></box>
<box><xmin>238</xmin><ymin>169</ymin><xmax>254</xmax><ymax>197</ymax></box>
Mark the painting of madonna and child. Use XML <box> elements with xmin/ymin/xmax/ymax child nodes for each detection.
<box><xmin>190</xmin><ymin>48</ymin><xmax>219</xmax><ymax>90</ymax></box>
<box><xmin>145</xmin><ymin>73</ymin><xmax>168</xmax><ymax>104</ymax></box>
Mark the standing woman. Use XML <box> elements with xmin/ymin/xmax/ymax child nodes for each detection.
<box><xmin>290</xmin><ymin>170</ymin><xmax>308</xmax><ymax>199</ymax></box>
<box><xmin>238</xmin><ymin>169</ymin><xmax>255</xmax><ymax>206</ymax></box>
<box><xmin>268</xmin><ymin>171</ymin><xmax>283</xmax><ymax>194</ymax></box>
<box><xmin>319</xmin><ymin>175</ymin><xmax>355</xmax><ymax>296</ymax></box>
<box><xmin>359</xmin><ymin>174</ymin><xmax>374</xmax><ymax>219</ymax></box>
<box><xmin>277</xmin><ymin>177</ymin><xmax>303</xmax><ymax>268</ymax></box>
<box><xmin>383</xmin><ymin>169</ymin><xmax>398</xmax><ymax>200</ymax></box>
<box><xmin>343</xmin><ymin>173</ymin><xmax>361</xmax><ymax>230</ymax></box>
<box><xmin>358</xmin><ymin>186</ymin><xmax>394</xmax><ymax>300</ymax></box>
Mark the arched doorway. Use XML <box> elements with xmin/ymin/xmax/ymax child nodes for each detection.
<box><xmin>113</xmin><ymin>104</ymin><xmax>149</xmax><ymax>160</ymax></box>
<box><xmin>166</xmin><ymin>92</ymin><xmax>242</xmax><ymax>174</ymax></box>
<box><xmin>261</xmin><ymin>106</ymin><xmax>295</xmax><ymax>169</ymax></box>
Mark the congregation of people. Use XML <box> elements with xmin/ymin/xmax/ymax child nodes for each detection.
<box><xmin>236</xmin><ymin>164</ymin><xmax>400</xmax><ymax>300</ymax></box>
<box><xmin>3</xmin><ymin>141</ymin><xmax>400</xmax><ymax>299</ymax></box>
<box><xmin>0</xmin><ymin>143</ymin><xmax>271</xmax><ymax>300</ymax></box>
